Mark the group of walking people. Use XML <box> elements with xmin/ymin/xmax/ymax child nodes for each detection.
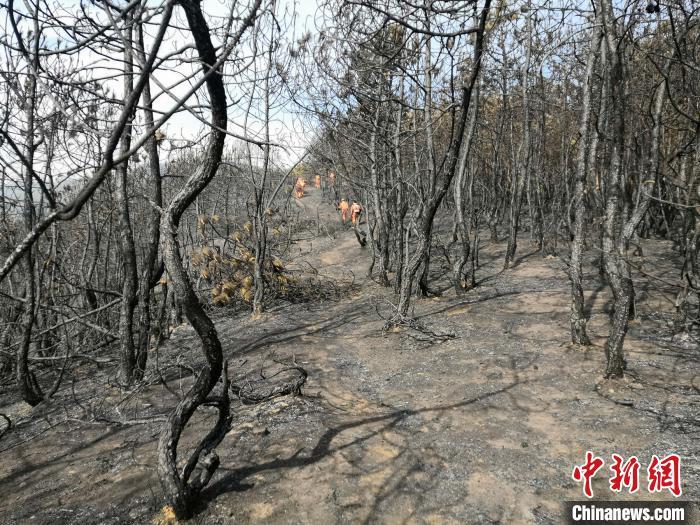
<box><xmin>293</xmin><ymin>172</ymin><xmax>323</xmax><ymax>198</ymax></box>
<box><xmin>337</xmin><ymin>198</ymin><xmax>362</xmax><ymax>225</ymax></box>
<box><xmin>294</xmin><ymin>170</ymin><xmax>362</xmax><ymax>226</ymax></box>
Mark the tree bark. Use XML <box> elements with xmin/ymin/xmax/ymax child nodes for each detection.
<box><xmin>252</xmin><ymin>20</ymin><xmax>274</xmax><ymax>317</ymax></box>
<box><xmin>134</xmin><ymin>12</ymin><xmax>163</xmax><ymax>380</ymax></box>
<box><xmin>17</xmin><ymin>3</ymin><xmax>43</xmax><ymax>406</ymax></box>
<box><xmin>156</xmin><ymin>0</ymin><xmax>262</xmax><ymax>518</ymax></box>
<box><xmin>504</xmin><ymin>4</ymin><xmax>532</xmax><ymax>269</ymax></box>
<box><xmin>598</xmin><ymin>0</ymin><xmax>629</xmax><ymax>378</ymax></box>
<box><xmin>569</xmin><ymin>21</ymin><xmax>601</xmax><ymax>346</ymax></box>
<box><xmin>116</xmin><ymin>13</ymin><xmax>139</xmax><ymax>386</ymax></box>
<box><xmin>369</xmin><ymin>102</ymin><xmax>390</xmax><ymax>286</ymax></box>
<box><xmin>397</xmin><ymin>0</ymin><xmax>491</xmax><ymax>316</ymax></box>
<box><xmin>453</xmin><ymin>77</ymin><xmax>481</xmax><ymax>292</ymax></box>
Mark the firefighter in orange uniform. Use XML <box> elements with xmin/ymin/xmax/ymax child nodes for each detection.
<box><xmin>350</xmin><ymin>201</ymin><xmax>363</xmax><ymax>225</ymax></box>
<box><xmin>338</xmin><ymin>198</ymin><xmax>350</xmax><ymax>223</ymax></box>
<box><xmin>295</xmin><ymin>177</ymin><xmax>305</xmax><ymax>198</ymax></box>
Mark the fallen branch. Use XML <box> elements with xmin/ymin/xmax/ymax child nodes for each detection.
<box><xmin>0</xmin><ymin>413</ymin><xmax>11</xmax><ymax>441</ymax></box>
<box><xmin>230</xmin><ymin>363</ymin><xmax>307</xmax><ymax>404</ymax></box>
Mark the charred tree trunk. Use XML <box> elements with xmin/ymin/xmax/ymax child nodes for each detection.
<box><xmin>599</xmin><ymin>0</ymin><xmax>629</xmax><ymax>378</ymax></box>
<box><xmin>116</xmin><ymin>15</ymin><xmax>139</xmax><ymax>386</ymax></box>
<box><xmin>252</xmin><ymin>24</ymin><xmax>274</xmax><ymax>317</ymax></box>
<box><xmin>17</xmin><ymin>5</ymin><xmax>43</xmax><ymax>406</ymax></box>
<box><xmin>599</xmin><ymin>0</ymin><xmax>667</xmax><ymax>378</ymax></box>
<box><xmin>391</xmin><ymin>83</ymin><xmax>406</xmax><ymax>293</ymax></box>
<box><xmin>156</xmin><ymin>0</ymin><xmax>261</xmax><ymax>518</ymax></box>
<box><xmin>489</xmin><ymin>42</ymin><xmax>508</xmax><ymax>244</ymax></box>
<box><xmin>396</xmin><ymin>0</ymin><xmax>491</xmax><ymax>317</ymax></box>
<box><xmin>370</xmin><ymin>103</ymin><xmax>390</xmax><ymax>286</ymax></box>
<box><xmin>453</xmin><ymin>77</ymin><xmax>480</xmax><ymax>292</ymax></box>
<box><xmin>416</xmin><ymin>30</ymin><xmax>436</xmax><ymax>299</ymax></box>
<box><xmin>134</xmin><ymin>13</ymin><xmax>163</xmax><ymax>380</ymax></box>
<box><xmin>504</xmin><ymin>4</ymin><xmax>532</xmax><ymax>269</ymax></box>
<box><xmin>569</xmin><ymin>21</ymin><xmax>601</xmax><ymax>346</ymax></box>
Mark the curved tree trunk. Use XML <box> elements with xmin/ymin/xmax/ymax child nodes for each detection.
<box><xmin>156</xmin><ymin>0</ymin><xmax>262</xmax><ymax>518</ymax></box>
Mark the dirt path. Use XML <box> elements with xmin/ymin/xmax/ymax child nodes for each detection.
<box><xmin>0</xmin><ymin>186</ymin><xmax>698</xmax><ymax>524</ymax></box>
<box><xmin>286</xmin><ymin>186</ymin><xmax>370</xmax><ymax>281</ymax></box>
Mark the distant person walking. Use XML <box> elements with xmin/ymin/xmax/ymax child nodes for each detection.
<box><xmin>338</xmin><ymin>198</ymin><xmax>350</xmax><ymax>223</ymax></box>
<box><xmin>295</xmin><ymin>177</ymin><xmax>306</xmax><ymax>198</ymax></box>
<box><xmin>315</xmin><ymin>174</ymin><xmax>321</xmax><ymax>189</ymax></box>
<box><xmin>350</xmin><ymin>200</ymin><xmax>363</xmax><ymax>225</ymax></box>
<box><xmin>327</xmin><ymin>171</ymin><xmax>338</xmax><ymax>202</ymax></box>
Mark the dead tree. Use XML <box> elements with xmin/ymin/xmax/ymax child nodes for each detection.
<box><xmin>504</xmin><ymin>1</ymin><xmax>533</xmax><ymax>269</ymax></box>
<box><xmin>396</xmin><ymin>0</ymin><xmax>492</xmax><ymax>317</ymax></box>
<box><xmin>16</xmin><ymin>0</ymin><xmax>44</xmax><ymax>405</ymax></box>
<box><xmin>453</xmin><ymin>75</ymin><xmax>481</xmax><ymax>293</ymax></box>
<box><xmin>569</xmin><ymin>16</ymin><xmax>602</xmax><ymax>346</ymax></box>
<box><xmin>156</xmin><ymin>0</ymin><xmax>263</xmax><ymax>518</ymax></box>
<box><xmin>115</xmin><ymin>8</ymin><xmax>139</xmax><ymax>386</ymax></box>
<box><xmin>134</xmin><ymin>8</ymin><xmax>164</xmax><ymax>380</ymax></box>
<box><xmin>598</xmin><ymin>0</ymin><xmax>632</xmax><ymax>378</ymax></box>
